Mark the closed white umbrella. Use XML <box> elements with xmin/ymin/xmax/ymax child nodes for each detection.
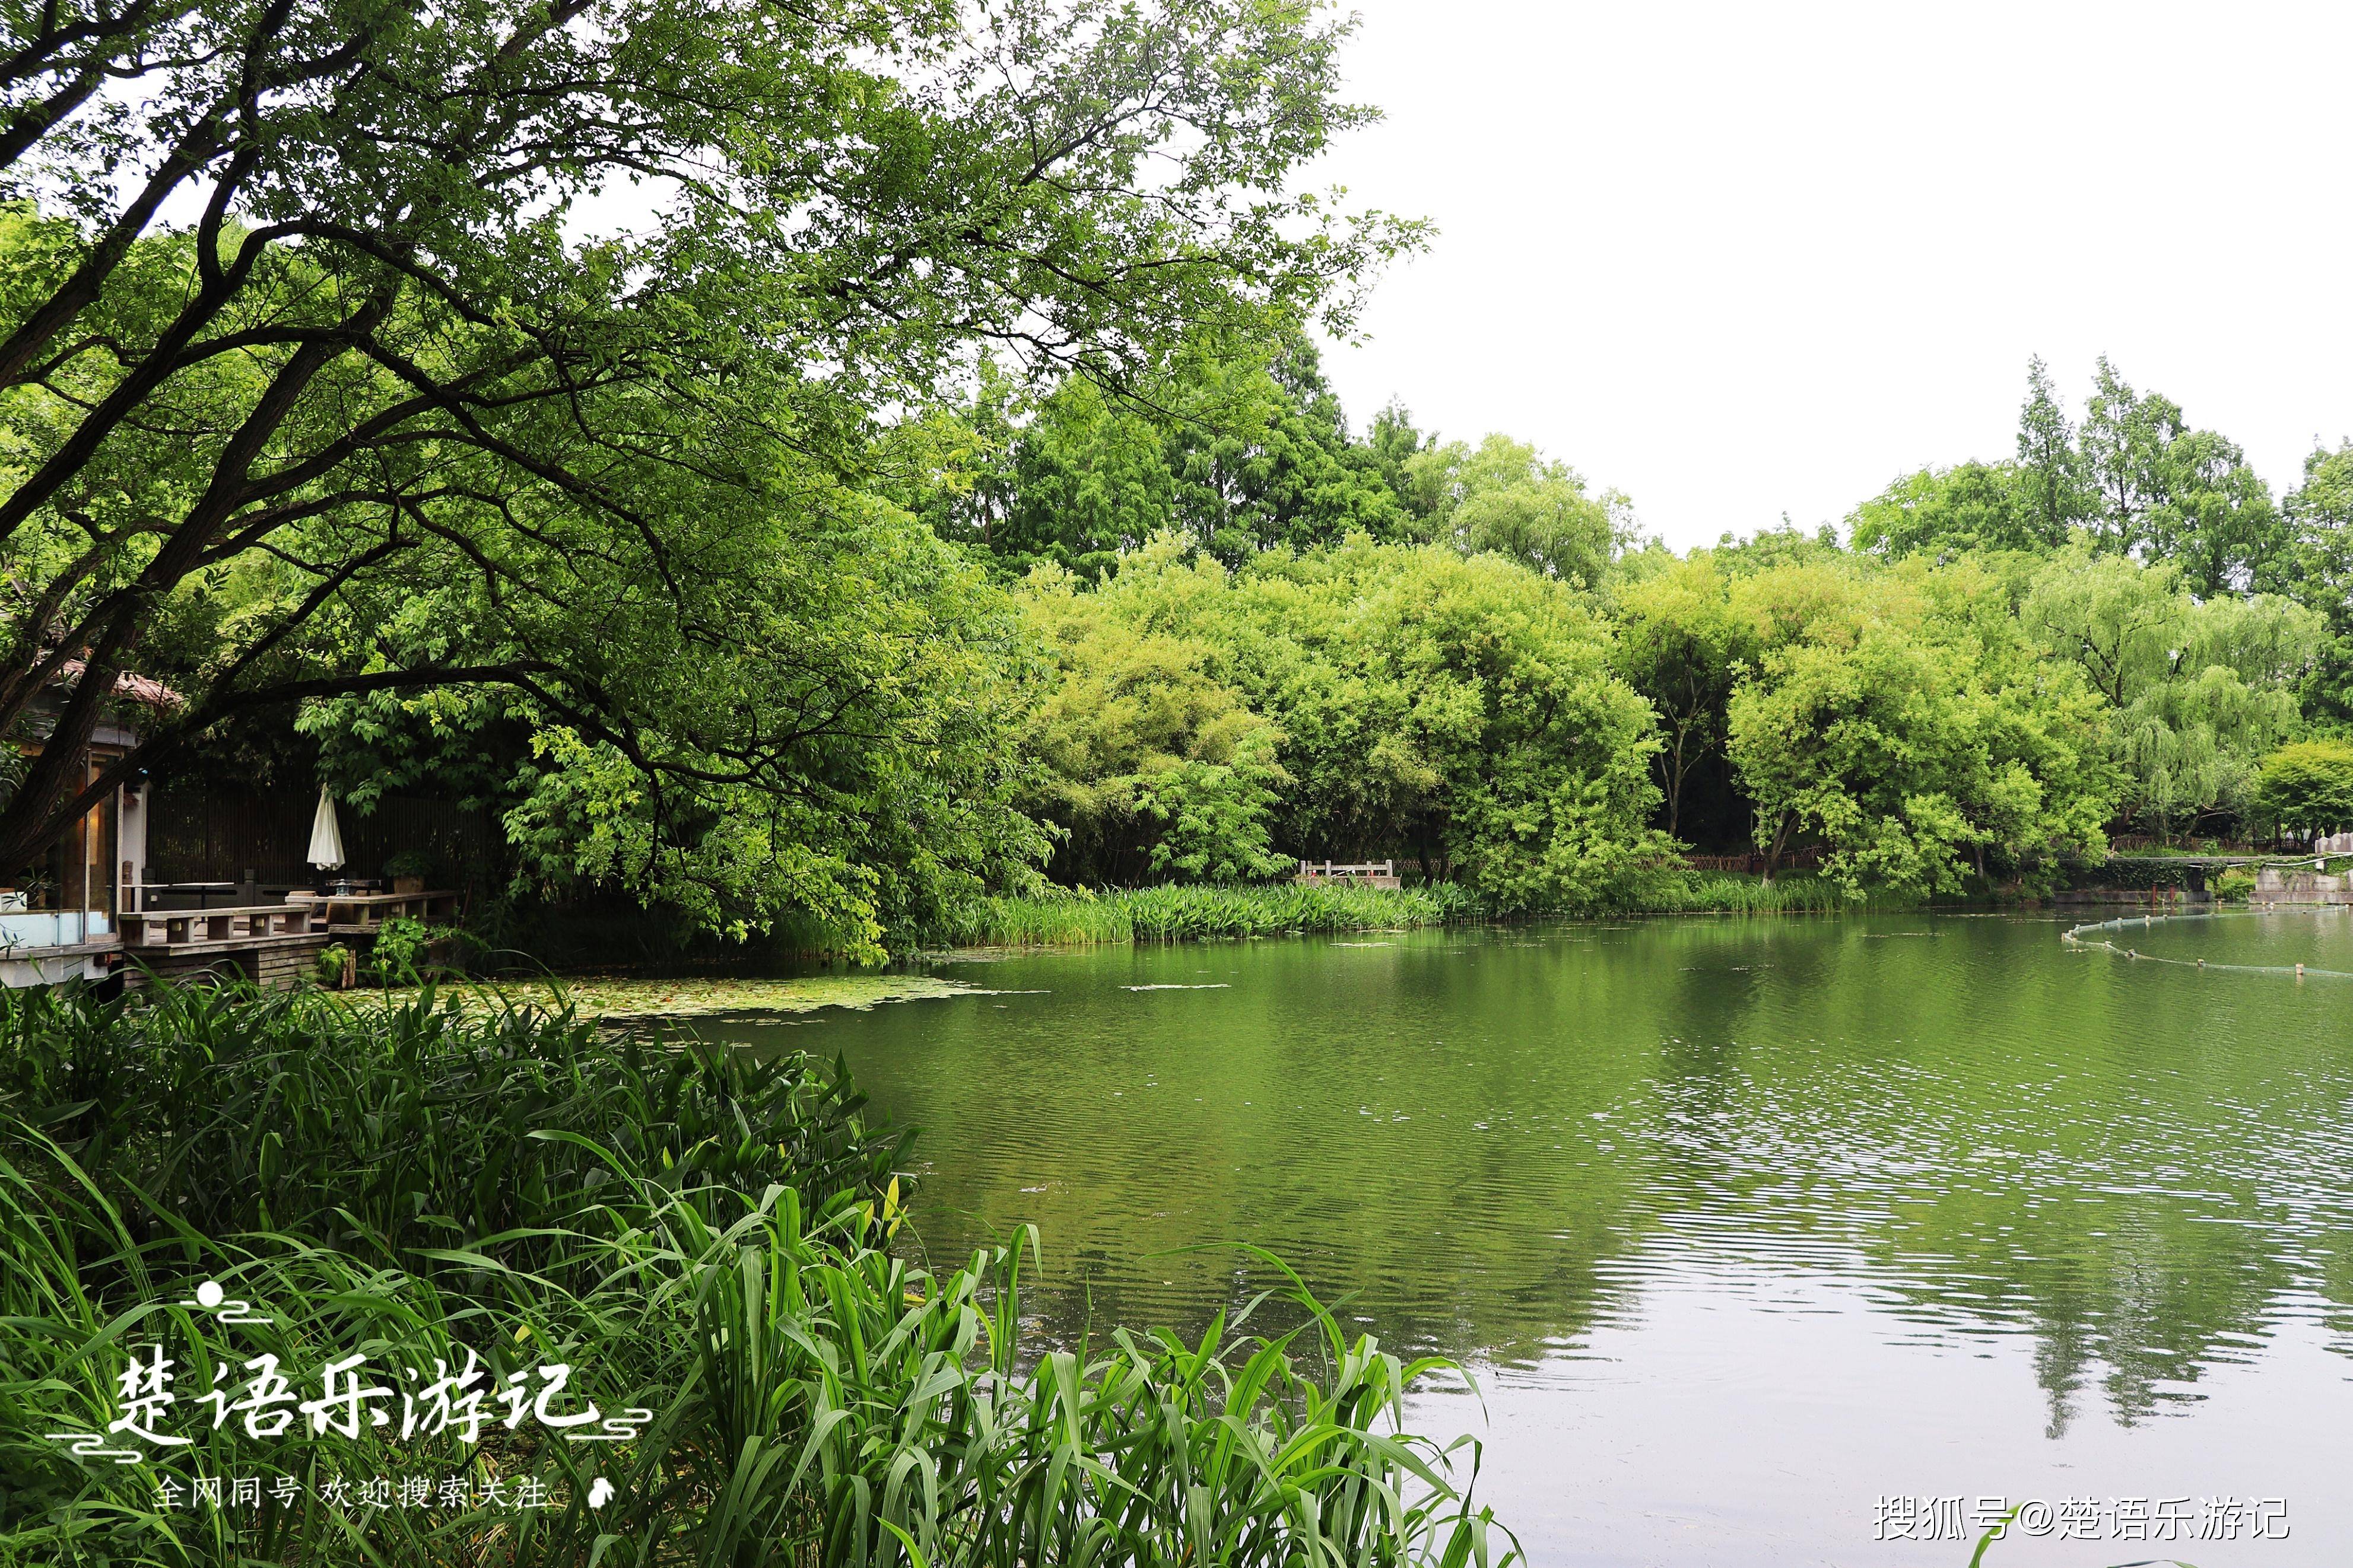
<box><xmin>306</xmin><ymin>785</ymin><xmax>345</xmax><ymax>871</ymax></box>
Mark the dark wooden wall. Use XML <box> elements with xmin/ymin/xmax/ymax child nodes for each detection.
<box><xmin>145</xmin><ymin>787</ymin><xmax>498</xmax><ymax>889</ymax></box>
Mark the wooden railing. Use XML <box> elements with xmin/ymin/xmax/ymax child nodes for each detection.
<box><xmin>122</xmin><ymin>904</ymin><xmax>313</xmax><ymax>950</ymax></box>
<box><xmin>1681</xmin><ymin>848</ymin><xmax>1824</xmax><ymax>874</ymax></box>
<box><xmin>1296</xmin><ymin>860</ymin><xmax>1394</xmax><ymax>879</ymax></box>
<box><xmin>122</xmin><ymin>890</ymin><xmax>462</xmax><ymax>950</ymax></box>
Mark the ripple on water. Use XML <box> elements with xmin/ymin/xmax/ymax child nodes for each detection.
<box><xmin>708</xmin><ymin>915</ymin><xmax>2353</xmax><ymax>1563</ymax></box>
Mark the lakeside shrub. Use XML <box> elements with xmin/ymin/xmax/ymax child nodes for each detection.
<box><xmin>0</xmin><ymin>984</ymin><xmax>1516</xmax><ymax>1567</ymax></box>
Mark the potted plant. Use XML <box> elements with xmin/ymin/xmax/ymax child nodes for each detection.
<box><xmin>383</xmin><ymin>850</ymin><xmax>434</xmax><ymax>896</ymax></box>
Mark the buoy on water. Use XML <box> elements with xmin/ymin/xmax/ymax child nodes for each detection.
<box><xmin>2297</xmin><ymin>963</ymin><xmax>2306</xmax><ymax>978</ymax></box>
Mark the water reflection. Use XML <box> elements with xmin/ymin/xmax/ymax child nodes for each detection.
<box><xmin>713</xmin><ymin>912</ymin><xmax>2353</xmax><ymax>1561</ymax></box>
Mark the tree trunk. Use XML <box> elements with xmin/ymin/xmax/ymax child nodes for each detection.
<box><xmin>1761</xmin><ymin>812</ymin><xmax>1793</xmax><ymax>882</ymax></box>
<box><xmin>1663</xmin><ymin>745</ymin><xmax>1684</xmax><ymax>841</ymax></box>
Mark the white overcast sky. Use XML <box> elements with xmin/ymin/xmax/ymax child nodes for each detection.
<box><xmin>1306</xmin><ymin>0</ymin><xmax>2353</xmax><ymax>551</ymax></box>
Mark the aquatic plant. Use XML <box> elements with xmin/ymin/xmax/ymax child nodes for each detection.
<box><xmin>939</xmin><ymin>870</ymin><xmax>1927</xmax><ymax>948</ymax></box>
<box><xmin>941</xmin><ymin>880</ymin><xmax>1485</xmax><ymax>947</ymax></box>
<box><xmin>0</xmin><ymin>980</ymin><xmax>898</xmax><ymax>1273</ymax></box>
<box><xmin>1611</xmin><ymin>870</ymin><xmax>1916</xmax><ymax>916</ymax></box>
<box><xmin>0</xmin><ymin>982</ymin><xmax>1517</xmax><ymax>1567</ymax></box>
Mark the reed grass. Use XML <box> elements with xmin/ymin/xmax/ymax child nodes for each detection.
<box><xmin>941</xmin><ymin>880</ymin><xmax>1485</xmax><ymax>947</ymax></box>
<box><xmin>943</xmin><ymin>868</ymin><xmax>1926</xmax><ymax>949</ymax></box>
<box><xmin>0</xmin><ymin>982</ymin><xmax>1518</xmax><ymax>1567</ymax></box>
<box><xmin>1615</xmin><ymin>870</ymin><xmax>1917</xmax><ymax>915</ymax></box>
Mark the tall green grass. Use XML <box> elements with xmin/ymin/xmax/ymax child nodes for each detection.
<box><xmin>0</xmin><ymin>982</ymin><xmax>1518</xmax><ymax>1567</ymax></box>
<box><xmin>942</xmin><ymin>869</ymin><xmax>1925</xmax><ymax>949</ymax></box>
<box><xmin>1616</xmin><ymin>870</ymin><xmax>1914</xmax><ymax>915</ymax></box>
<box><xmin>942</xmin><ymin>881</ymin><xmax>1485</xmax><ymax>947</ymax></box>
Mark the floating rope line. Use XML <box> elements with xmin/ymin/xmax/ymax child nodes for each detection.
<box><xmin>2059</xmin><ymin>907</ymin><xmax>2353</xmax><ymax>979</ymax></box>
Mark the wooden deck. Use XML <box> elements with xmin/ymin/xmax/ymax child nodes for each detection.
<box><xmin>115</xmin><ymin>889</ymin><xmax>462</xmax><ymax>990</ymax></box>
<box><xmin>120</xmin><ymin>904</ymin><xmax>316</xmax><ymax>947</ymax></box>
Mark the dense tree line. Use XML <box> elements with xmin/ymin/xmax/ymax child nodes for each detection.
<box><xmin>950</xmin><ymin>349</ymin><xmax>2351</xmax><ymax>911</ymax></box>
<box><xmin>6</xmin><ymin>2</ymin><xmax>2350</xmax><ymax>952</ymax></box>
<box><xmin>0</xmin><ymin>0</ymin><xmax>1409</xmax><ymax>956</ymax></box>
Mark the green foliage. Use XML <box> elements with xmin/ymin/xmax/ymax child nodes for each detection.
<box><xmin>0</xmin><ymin>983</ymin><xmax>1513</xmax><ymax>1567</ymax></box>
<box><xmin>0</xmin><ymin>0</ymin><xmax>1412</xmax><ymax>919</ymax></box>
<box><xmin>1618</xmin><ymin>870</ymin><xmax>1914</xmax><ymax>915</ymax></box>
<box><xmin>369</xmin><ymin>512</ymin><xmax>1054</xmax><ymax>958</ymax></box>
<box><xmin>2022</xmin><ymin>546</ymin><xmax>2319</xmax><ymax>832</ymax></box>
<box><xmin>1853</xmin><ymin>357</ymin><xmax>2287</xmax><ymax>596</ymax></box>
<box><xmin>365</xmin><ymin>916</ymin><xmax>438</xmax><ymax>985</ymax></box>
<box><xmin>2253</xmin><ymin>739</ymin><xmax>2353</xmax><ymax>836</ymax></box>
<box><xmin>1018</xmin><ymin>561</ymin><xmax>1293</xmax><ymax>884</ymax></box>
<box><xmin>380</xmin><ymin>849</ymin><xmax>436</xmax><ymax>880</ymax></box>
<box><xmin>2078</xmin><ymin>357</ymin><xmax>2288</xmax><ymax>596</ymax></box>
<box><xmin>312</xmin><ymin>942</ymin><xmax>351</xmax><ymax>989</ymax></box>
<box><xmin>1847</xmin><ymin>462</ymin><xmax>2046</xmax><ymax>559</ymax></box>
<box><xmin>1609</xmin><ymin>551</ymin><xmax>1757</xmax><ymax>840</ymax></box>
<box><xmin>0</xmin><ymin>982</ymin><xmax>901</xmax><ymax>1263</ymax></box>
<box><xmin>2014</xmin><ymin>354</ymin><xmax>2097</xmax><ymax>540</ymax></box>
<box><xmin>1726</xmin><ymin>556</ymin><xmax>2119</xmax><ymax>896</ymax></box>
<box><xmin>1017</xmin><ymin>535</ymin><xmax>1668</xmax><ymax>912</ymax></box>
<box><xmin>2280</xmin><ymin>440</ymin><xmax>2353</xmax><ymax>723</ymax></box>
<box><xmin>2215</xmin><ymin>867</ymin><xmax>2258</xmax><ymax>902</ymax></box>
<box><xmin>1405</xmin><ymin>433</ymin><xmax>1626</xmax><ymax>585</ymax></box>
<box><xmin>928</xmin><ymin>336</ymin><xmax>1416</xmax><ymax>578</ymax></box>
<box><xmin>1137</xmin><ymin>748</ymin><xmax>1297</xmax><ymax>882</ymax></box>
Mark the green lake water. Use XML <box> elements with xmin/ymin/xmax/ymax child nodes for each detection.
<box><xmin>710</xmin><ymin>911</ymin><xmax>2353</xmax><ymax>1566</ymax></box>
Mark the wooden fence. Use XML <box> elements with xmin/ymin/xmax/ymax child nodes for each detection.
<box><xmin>1681</xmin><ymin>847</ymin><xmax>1823</xmax><ymax>874</ymax></box>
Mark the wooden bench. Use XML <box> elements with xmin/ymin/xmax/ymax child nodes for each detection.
<box><xmin>282</xmin><ymin>889</ymin><xmax>463</xmax><ymax>934</ymax></box>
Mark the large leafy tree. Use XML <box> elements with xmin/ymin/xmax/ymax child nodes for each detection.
<box><xmin>1725</xmin><ymin>557</ymin><xmax>2117</xmax><ymax>893</ymax></box>
<box><xmin>2253</xmin><ymin>739</ymin><xmax>2353</xmax><ymax>841</ymax></box>
<box><xmin>1161</xmin><ymin>338</ymin><xmax>1412</xmax><ymax>565</ymax></box>
<box><xmin>1023</xmin><ymin>534</ymin><xmax>1665</xmax><ymax>910</ymax></box>
<box><xmin>1846</xmin><ymin>460</ymin><xmax>2043</xmax><ymax>561</ymax></box>
<box><xmin>1014</xmin><ymin>551</ymin><xmax>1291</xmax><ymax>885</ymax></box>
<box><xmin>2020</xmin><ymin>546</ymin><xmax>2317</xmax><ymax>836</ymax></box>
<box><xmin>2078</xmin><ymin>357</ymin><xmax>2285</xmax><ymax>595</ymax></box>
<box><xmin>1608</xmin><ymin>550</ymin><xmax>1755</xmax><ymax>841</ymax></box>
<box><xmin>2278</xmin><ymin>441</ymin><xmax>2353</xmax><ymax>723</ymax></box>
<box><xmin>2015</xmin><ymin>354</ymin><xmax>2094</xmax><ymax>540</ymax></box>
<box><xmin>929</xmin><ymin>333</ymin><xmax>1415</xmax><ymax>579</ymax></box>
<box><xmin>0</xmin><ymin>0</ymin><xmax>1405</xmax><ymax>941</ymax></box>
<box><xmin>1402</xmin><ymin>433</ymin><xmax>1624</xmax><ymax>587</ymax></box>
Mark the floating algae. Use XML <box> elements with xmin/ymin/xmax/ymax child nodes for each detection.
<box><xmin>379</xmin><ymin>973</ymin><xmax>1006</xmax><ymax>1021</ymax></box>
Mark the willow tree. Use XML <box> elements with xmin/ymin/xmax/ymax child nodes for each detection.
<box><xmin>2021</xmin><ymin>547</ymin><xmax>2317</xmax><ymax>838</ymax></box>
<box><xmin>0</xmin><ymin>0</ymin><xmax>1408</xmax><ymax>942</ymax></box>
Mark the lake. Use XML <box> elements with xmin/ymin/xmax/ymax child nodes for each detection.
<box><xmin>712</xmin><ymin>910</ymin><xmax>2353</xmax><ymax>1566</ymax></box>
